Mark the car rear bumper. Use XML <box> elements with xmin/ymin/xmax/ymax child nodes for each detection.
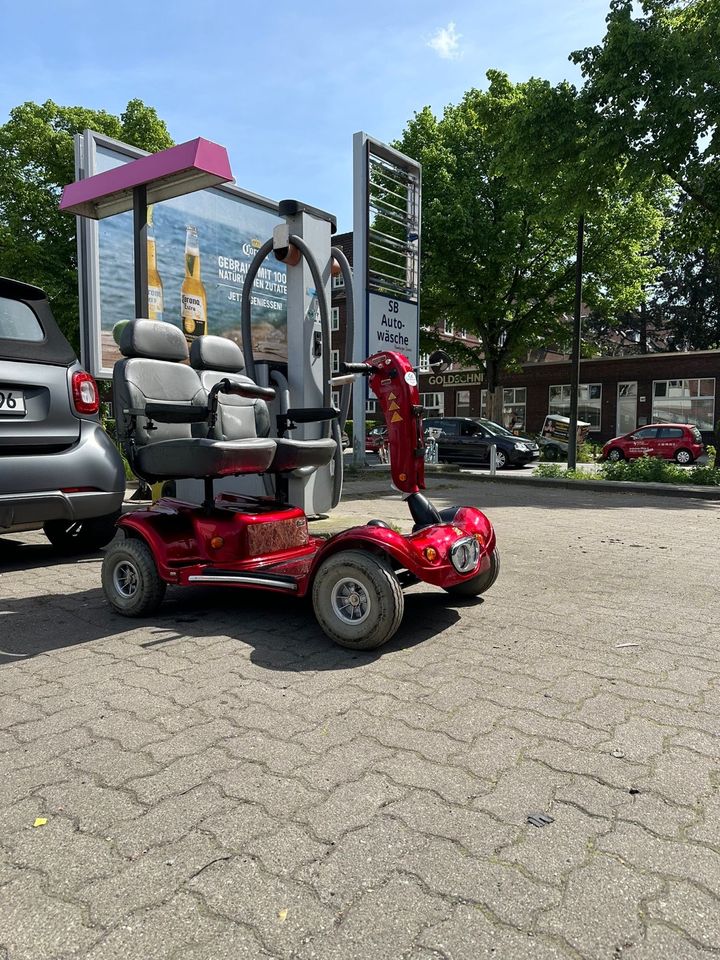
<box><xmin>0</xmin><ymin>421</ymin><xmax>125</xmax><ymax>531</ymax></box>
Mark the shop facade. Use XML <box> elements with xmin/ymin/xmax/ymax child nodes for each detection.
<box><xmin>419</xmin><ymin>351</ymin><xmax>720</xmax><ymax>443</ymax></box>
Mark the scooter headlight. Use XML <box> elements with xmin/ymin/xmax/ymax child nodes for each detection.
<box><xmin>450</xmin><ymin>536</ymin><xmax>480</xmax><ymax>574</ymax></box>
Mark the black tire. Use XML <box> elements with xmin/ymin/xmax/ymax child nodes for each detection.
<box><xmin>674</xmin><ymin>448</ymin><xmax>693</xmax><ymax>465</ymax></box>
<box><xmin>101</xmin><ymin>536</ymin><xmax>166</xmax><ymax>617</ymax></box>
<box><xmin>606</xmin><ymin>447</ymin><xmax>625</xmax><ymax>463</ymax></box>
<box><xmin>445</xmin><ymin>547</ymin><xmax>500</xmax><ymax>597</ymax></box>
<box><xmin>43</xmin><ymin>511</ymin><xmax>120</xmax><ymax>554</ymax></box>
<box><xmin>312</xmin><ymin>549</ymin><xmax>404</xmax><ymax>650</ymax></box>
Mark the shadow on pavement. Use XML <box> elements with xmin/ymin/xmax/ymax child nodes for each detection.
<box><xmin>0</xmin><ymin>535</ymin><xmax>107</xmax><ymax>573</ymax></box>
<box><xmin>0</xmin><ymin>576</ymin><xmax>470</xmax><ymax>670</ymax></box>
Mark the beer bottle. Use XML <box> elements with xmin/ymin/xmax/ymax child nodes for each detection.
<box><xmin>181</xmin><ymin>225</ymin><xmax>208</xmax><ymax>340</ymax></box>
<box><xmin>147</xmin><ymin>205</ymin><xmax>164</xmax><ymax>321</ymax></box>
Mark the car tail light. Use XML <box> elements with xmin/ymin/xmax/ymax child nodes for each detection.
<box><xmin>72</xmin><ymin>371</ymin><xmax>100</xmax><ymax>414</ymax></box>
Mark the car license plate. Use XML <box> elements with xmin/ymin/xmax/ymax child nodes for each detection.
<box><xmin>0</xmin><ymin>389</ymin><xmax>26</xmax><ymax>416</ymax></box>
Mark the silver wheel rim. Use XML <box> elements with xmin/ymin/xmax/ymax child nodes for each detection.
<box><xmin>331</xmin><ymin>577</ymin><xmax>371</xmax><ymax>625</ymax></box>
<box><xmin>609</xmin><ymin>450</ymin><xmax>620</xmax><ymax>461</ymax></box>
<box><xmin>495</xmin><ymin>451</ymin><xmax>506</xmax><ymax>468</ymax></box>
<box><xmin>113</xmin><ymin>559</ymin><xmax>139</xmax><ymax>599</ymax></box>
<box><xmin>677</xmin><ymin>451</ymin><xmax>690</xmax><ymax>464</ymax></box>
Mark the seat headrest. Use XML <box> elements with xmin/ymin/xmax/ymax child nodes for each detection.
<box><xmin>119</xmin><ymin>319</ymin><xmax>189</xmax><ymax>362</ymax></box>
<box><xmin>190</xmin><ymin>335</ymin><xmax>245</xmax><ymax>373</ymax></box>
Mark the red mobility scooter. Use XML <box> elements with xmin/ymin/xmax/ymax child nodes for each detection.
<box><xmin>102</xmin><ymin>320</ymin><xmax>499</xmax><ymax>650</ymax></box>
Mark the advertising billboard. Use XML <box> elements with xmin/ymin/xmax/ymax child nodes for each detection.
<box><xmin>75</xmin><ymin>131</ymin><xmax>286</xmax><ymax>378</ymax></box>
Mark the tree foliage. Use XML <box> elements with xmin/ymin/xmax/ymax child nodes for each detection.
<box><xmin>0</xmin><ymin>99</ymin><xmax>173</xmax><ymax>347</ymax></box>
<box><xmin>397</xmin><ymin>73</ymin><xmax>664</xmax><ymax>412</ymax></box>
<box><xmin>572</xmin><ymin>0</ymin><xmax>720</xmax><ymax>244</ymax></box>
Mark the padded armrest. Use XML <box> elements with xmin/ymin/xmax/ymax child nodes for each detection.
<box><xmin>285</xmin><ymin>407</ymin><xmax>339</xmax><ymax>424</ymax></box>
<box><xmin>127</xmin><ymin>402</ymin><xmax>210</xmax><ymax>424</ymax></box>
<box><xmin>214</xmin><ymin>378</ymin><xmax>276</xmax><ymax>401</ymax></box>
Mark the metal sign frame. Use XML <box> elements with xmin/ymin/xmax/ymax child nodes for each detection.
<box><xmin>352</xmin><ymin>131</ymin><xmax>421</xmax><ymax>464</ymax></box>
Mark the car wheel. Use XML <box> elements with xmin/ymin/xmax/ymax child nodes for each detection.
<box><xmin>43</xmin><ymin>511</ymin><xmax>120</xmax><ymax>554</ymax></box>
<box><xmin>101</xmin><ymin>536</ymin><xmax>166</xmax><ymax>617</ymax></box>
<box><xmin>606</xmin><ymin>448</ymin><xmax>624</xmax><ymax>463</ymax></box>
<box><xmin>445</xmin><ymin>547</ymin><xmax>500</xmax><ymax>597</ymax></box>
<box><xmin>494</xmin><ymin>449</ymin><xmax>507</xmax><ymax>469</ymax></box>
<box><xmin>312</xmin><ymin>549</ymin><xmax>404</xmax><ymax>650</ymax></box>
<box><xmin>675</xmin><ymin>448</ymin><xmax>693</xmax><ymax>465</ymax></box>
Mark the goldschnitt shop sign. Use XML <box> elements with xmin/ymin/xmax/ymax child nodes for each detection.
<box><xmin>426</xmin><ymin>370</ymin><xmax>484</xmax><ymax>387</ymax></box>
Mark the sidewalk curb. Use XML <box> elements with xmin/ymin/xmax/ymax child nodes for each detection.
<box><xmin>343</xmin><ymin>464</ymin><xmax>720</xmax><ymax>501</ymax></box>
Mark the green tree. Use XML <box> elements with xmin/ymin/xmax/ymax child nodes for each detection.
<box><xmin>572</xmin><ymin>0</ymin><xmax>720</xmax><ymax>245</ymax></box>
<box><xmin>0</xmin><ymin>99</ymin><xmax>173</xmax><ymax>348</ymax></box>
<box><xmin>397</xmin><ymin>73</ymin><xmax>664</xmax><ymax>418</ymax></box>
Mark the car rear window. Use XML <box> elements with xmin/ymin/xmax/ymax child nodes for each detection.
<box><xmin>0</xmin><ymin>296</ymin><xmax>44</xmax><ymax>342</ymax></box>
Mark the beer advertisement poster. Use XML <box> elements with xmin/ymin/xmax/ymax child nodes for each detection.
<box><xmin>93</xmin><ymin>143</ymin><xmax>287</xmax><ymax>370</ymax></box>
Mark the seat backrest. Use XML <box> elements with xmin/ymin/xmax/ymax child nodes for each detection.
<box><xmin>114</xmin><ymin>320</ymin><xmax>207</xmax><ymax>453</ymax></box>
<box><xmin>189</xmin><ymin>336</ymin><xmax>270</xmax><ymax>441</ymax></box>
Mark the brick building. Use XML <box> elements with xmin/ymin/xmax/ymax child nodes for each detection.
<box><xmin>331</xmin><ymin>232</ymin><xmax>719</xmax><ymax>443</ymax></box>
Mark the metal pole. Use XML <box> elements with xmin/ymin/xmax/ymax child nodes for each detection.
<box><xmin>567</xmin><ymin>214</ymin><xmax>585</xmax><ymax>470</ymax></box>
<box><xmin>352</xmin><ymin>133</ymin><xmax>368</xmax><ymax>467</ymax></box>
<box><xmin>490</xmin><ymin>442</ymin><xmax>497</xmax><ymax>476</ymax></box>
<box><xmin>133</xmin><ymin>184</ymin><xmax>149</xmax><ymax>318</ymax></box>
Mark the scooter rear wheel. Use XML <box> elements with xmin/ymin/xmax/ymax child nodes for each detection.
<box><xmin>445</xmin><ymin>547</ymin><xmax>500</xmax><ymax>597</ymax></box>
<box><xmin>312</xmin><ymin>549</ymin><xmax>404</xmax><ymax>650</ymax></box>
<box><xmin>102</xmin><ymin>536</ymin><xmax>166</xmax><ymax>617</ymax></box>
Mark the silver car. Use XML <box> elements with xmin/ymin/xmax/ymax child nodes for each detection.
<box><xmin>0</xmin><ymin>277</ymin><xmax>125</xmax><ymax>551</ymax></box>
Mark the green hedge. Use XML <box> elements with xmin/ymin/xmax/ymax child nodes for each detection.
<box><xmin>535</xmin><ymin>456</ymin><xmax>720</xmax><ymax>487</ymax></box>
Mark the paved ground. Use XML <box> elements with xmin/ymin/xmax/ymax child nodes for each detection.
<box><xmin>1</xmin><ymin>476</ymin><xmax>719</xmax><ymax>960</ymax></box>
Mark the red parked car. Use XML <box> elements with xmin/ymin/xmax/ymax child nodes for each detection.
<box><xmin>602</xmin><ymin>424</ymin><xmax>704</xmax><ymax>465</ymax></box>
<box><xmin>366</xmin><ymin>425</ymin><xmax>388</xmax><ymax>454</ymax></box>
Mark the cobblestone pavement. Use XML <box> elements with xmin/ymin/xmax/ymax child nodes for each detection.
<box><xmin>1</xmin><ymin>476</ymin><xmax>719</xmax><ymax>960</ymax></box>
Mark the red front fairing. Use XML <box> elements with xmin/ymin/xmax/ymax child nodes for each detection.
<box><xmin>313</xmin><ymin>505</ymin><xmax>496</xmax><ymax>590</ymax></box>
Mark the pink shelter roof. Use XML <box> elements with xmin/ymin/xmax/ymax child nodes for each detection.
<box><xmin>60</xmin><ymin>138</ymin><xmax>233</xmax><ymax>219</ymax></box>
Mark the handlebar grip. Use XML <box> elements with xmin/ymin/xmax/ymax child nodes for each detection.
<box><xmin>340</xmin><ymin>362</ymin><xmax>375</xmax><ymax>375</ymax></box>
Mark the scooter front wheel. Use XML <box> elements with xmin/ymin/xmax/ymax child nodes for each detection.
<box><xmin>445</xmin><ymin>546</ymin><xmax>500</xmax><ymax>597</ymax></box>
<box><xmin>312</xmin><ymin>549</ymin><xmax>404</xmax><ymax>650</ymax></box>
<box><xmin>102</xmin><ymin>536</ymin><xmax>166</xmax><ymax>617</ymax></box>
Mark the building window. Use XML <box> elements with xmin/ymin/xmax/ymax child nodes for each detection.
<box><xmin>652</xmin><ymin>378</ymin><xmax>715</xmax><ymax>430</ymax></box>
<box><xmin>331</xmin><ymin>306</ymin><xmax>340</xmax><ymax>331</ymax></box>
<box><xmin>331</xmin><ymin>349</ymin><xmax>340</xmax><ymax>373</ymax></box>
<box><xmin>549</xmin><ymin>383</ymin><xmax>602</xmax><ymax>430</ymax></box>
<box><xmin>332</xmin><ymin>391</ymin><xmax>340</xmax><ymax>410</ymax></box>
<box><xmin>332</xmin><ymin>274</ymin><xmax>344</xmax><ymax>289</ymax></box>
<box><xmin>418</xmin><ymin>352</ymin><xmax>430</xmax><ymax>372</ymax></box>
<box><xmin>420</xmin><ymin>392</ymin><xmax>445</xmax><ymax>416</ymax></box>
<box><xmin>442</xmin><ymin>318</ymin><xmax>454</xmax><ymax>336</ymax></box>
<box><xmin>480</xmin><ymin>387</ymin><xmax>527</xmax><ymax>430</ymax></box>
<box><xmin>366</xmin><ymin>399</ymin><xmax>377</xmax><ymax>415</ymax></box>
<box><xmin>457</xmin><ymin>328</ymin><xmax>467</xmax><ymax>339</ymax></box>
<box><xmin>456</xmin><ymin>389</ymin><xmax>471</xmax><ymax>416</ymax></box>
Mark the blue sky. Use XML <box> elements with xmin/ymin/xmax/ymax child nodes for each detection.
<box><xmin>0</xmin><ymin>0</ymin><xmax>612</xmax><ymax>230</ymax></box>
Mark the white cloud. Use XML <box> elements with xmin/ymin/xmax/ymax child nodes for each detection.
<box><xmin>427</xmin><ymin>22</ymin><xmax>462</xmax><ymax>60</ymax></box>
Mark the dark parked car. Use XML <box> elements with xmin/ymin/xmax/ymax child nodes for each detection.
<box><xmin>424</xmin><ymin>417</ymin><xmax>540</xmax><ymax>468</ymax></box>
<box><xmin>0</xmin><ymin>277</ymin><xmax>125</xmax><ymax>551</ymax></box>
<box><xmin>602</xmin><ymin>424</ymin><xmax>704</xmax><ymax>464</ymax></box>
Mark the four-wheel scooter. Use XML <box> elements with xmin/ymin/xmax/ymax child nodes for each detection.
<box><xmin>102</xmin><ymin>323</ymin><xmax>498</xmax><ymax>649</ymax></box>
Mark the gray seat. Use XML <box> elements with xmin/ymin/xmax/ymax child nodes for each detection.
<box><xmin>189</xmin><ymin>335</ymin><xmax>336</xmax><ymax>473</ymax></box>
<box><xmin>114</xmin><ymin>320</ymin><xmax>276</xmax><ymax>483</ymax></box>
